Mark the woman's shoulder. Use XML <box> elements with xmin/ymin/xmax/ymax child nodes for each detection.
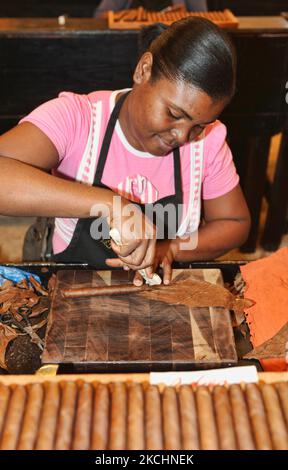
<box><xmin>204</xmin><ymin>119</ymin><xmax>227</xmax><ymax>146</ymax></box>
<box><xmin>53</xmin><ymin>89</ymin><xmax>114</xmax><ymax>111</ymax></box>
<box><xmin>202</xmin><ymin>119</ymin><xmax>229</xmax><ymax>163</ymax></box>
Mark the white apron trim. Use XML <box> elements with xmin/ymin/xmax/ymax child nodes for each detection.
<box><xmin>177</xmin><ymin>132</ymin><xmax>204</xmax><ymax>236</ymax></box>
<box><xmin>76</xmin><ymin>100</ymin><xmax>102</xmax><ymax>184</ymax></box>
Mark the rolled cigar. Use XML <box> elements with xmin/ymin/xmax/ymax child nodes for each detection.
<box><xmin>245</xmin><ymin>383</ymin><xmax>272</xmax><ymax>450</ymax></box>
<box><xmin>109</xmin><ymin>382</ymin><xmax>127</xmax><ymax>450</ymax></box>
<box><xmin>17</xmin><ymin>383</ymin><xmax>44</xmax><ymax>450</ymax></box>
<box><xmin>162</xmin><ymin>387</ymin><xmax>181</xmax><ymax>450</ymax></box>
<box><xmin>213</xmin><ymin>385</ymin><xmax>237</xmax><ymax>450</ymax></box>
<box><xmin>136</xmin><ymin>6</ymin><xmax>144</xmax><ymax>21</ymax></box>
<box><xmin>127</xmin><ymin>383</ymin><xmax>145</xmax><ymax>450</ymax></box>
<box><xmin>261</xmin><ymin>384</ymin><xmax>288</xmax><ymax>450</ymax></box>
<box><xmin>55</xmin><ymin>382</ymin><xmax>77</xmax><ymax>450</ymax></box>
<box><xmin>145</xmin><ymin>385</ymin><xmax>163</xmax><ymax>450</ymax></box>
<box><xmin>275</xmin><ymin>382</ymin><xmax>288</xmax><ymax>428</ymax></box>
<box><xmin>126</xmin><ymin>9</ymin><xmax>137</xmax><ymax>21</ymax></box>
<box><xmin>116</xmin><ymin>10</ymin><xmax>127</xmax><ymax>21</ymax></box>
<box><xmin>178</xmin><ymin>385</ymin><xmax>199</xmax><ymax>450</ymax></box>
<box><xmin>0</xmin><ymin>385</ymin><xmax>26</xmax><ymax>450</ymax></box>
<box><xmin>0</xmin><ymin>384</ymin><xmax>10</xmax><ymax>441</ymax></box>
<box><xmin>196</xmin><ymin>386</ymin><xmax>219</xmax><ymax>450</ymax></box>
<box><xmin>62</xmin><ymin>284</ymin><xmax>149</xmax><ymax>298</ymax></box>
<box><xmin>229</xmin><ymin>384</ymin><xmax>255</xmax><ymax>450</ymax></box>
<box><xmin>35</xmin><ymin>382</ymin><xmax>60</xmax><ymax>450</ymax></box>
<box><xmin>91</xmin><ymin>383</ymin><xmax>110</xmax><ymax>450</ymax></box>
<box><xmin>72</xmin><ymin>382</ymin><xmax>93</xmax><ymax>450</ymax></box>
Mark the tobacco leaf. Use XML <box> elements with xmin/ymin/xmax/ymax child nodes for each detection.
<box><xmin>48</xmin><ymin>273</ymin><xmax>57</xmax><ymax>294</ymax></box>
<box><xmin>0</xmin><ymin>301</ymin><xmax>12</xmax><ymax>314</ymax></box>
<box><xmin>139</xmin><ymin>278</ymin><xmax>254</xmax><ymax>315</ymax></box>
<box><xmin>1</xmin><ymin>280</ymin><xmax>14</xmax><ymax>290</ymax></box>
<box><xmin>244</xmin><ymin>322</ymin><xmax>288</xmax><ymax>359</ymax></box>
<box><xmin>0</xmin><ymin>323</ymin><xmax>18</xmax><ymax>370</ymax></box>
<box><xmin>26</xmin><ymin>295</ymin><xmax>40</xmax><ymax>308</ymax></box>
<box><xmin>31</xmin><ymin>318</ymin><xmax>48</xmax><ymax>330</ymax></box>
<box><xmin>29</xmin><ymin>275</ymin><xmax>48</xmax><ymax>296</ymax></box>
<box><xmin>0</xmin><ymin>287</ymin><xmax>22</xmax><ymax>304</ymax></box>
<box><xmin>16</xmin><ymin>278</ymin><xmax>29</xmax><ymax>290</ymax></box>
<box><xmin>29</xmin><ymin>299</ymin><xmax>49</xmax><ymax>318</ymax></box>
<box><xmin>9</xmin><ymin>307</ymin><xmax>23</xmax><ymax>323</ymax></box>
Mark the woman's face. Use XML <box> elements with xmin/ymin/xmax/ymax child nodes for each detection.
<box><xmin>121</xmin><ymin>53</ymin><xmax>227</xmax><ymax>156</ymax></box>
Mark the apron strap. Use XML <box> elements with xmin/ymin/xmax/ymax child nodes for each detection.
<box><xmin>173</xmin><ymin>146</ymin><xmax>182</xmax><ymax>199</ymax></box>
<box><xmin>94</xmin><ymin>89</ymin><xmax>182</xmax><ymax>202</ymax></box>
<box><xmin>93</xmin><ymin>91</ymin><xmax>129</xmax><ymax>186</ymax></box>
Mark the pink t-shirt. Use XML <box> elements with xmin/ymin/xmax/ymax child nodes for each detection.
<box><xmin>20</xmin><ymin>90</ymin><xmax>239</xmax><ymax>254</ymax></box>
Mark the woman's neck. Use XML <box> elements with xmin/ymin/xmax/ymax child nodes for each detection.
<box><xmin>117</xmin><ymin>90</ymin><xmax>144</xmax><ymax>152</ymax></box>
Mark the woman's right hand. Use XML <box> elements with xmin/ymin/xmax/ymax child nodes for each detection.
<box><xmin>105</xmin><ymin>196</ymin><xmax>157</xmax><ymax>272</ymax></box>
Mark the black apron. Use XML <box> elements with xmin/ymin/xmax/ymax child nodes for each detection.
<box><xmin>53</xmin><ymin>92</ymin><xmax>183</xmax><ymax>268</ymax></box>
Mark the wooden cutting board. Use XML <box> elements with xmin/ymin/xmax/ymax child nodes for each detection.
<box><xmin>42</xmin><ymin>269</ymin><xmax>237</xmax><ymax>371</ymax></box>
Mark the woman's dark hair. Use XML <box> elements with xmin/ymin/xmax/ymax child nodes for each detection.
<box><xmin>138</xmin><ymin>17</ymin><xmax>237</xmax><ymax>102</ymax></box>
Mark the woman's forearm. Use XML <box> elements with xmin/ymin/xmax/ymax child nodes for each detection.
<box><xmin>0</xmin><ymin>156</ymin><xmax>114</xmax><ymax>218</ymax></box>
<box><xmin>174</xmin><ymin>218</ymin><xmax>250</xmax><ymax>262</ymax></box>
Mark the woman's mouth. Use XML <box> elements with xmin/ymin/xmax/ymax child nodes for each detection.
<box><xmin>157</xmin><ymin>135</ymin><xmax>175</xmax><ymax>153</ymax></box>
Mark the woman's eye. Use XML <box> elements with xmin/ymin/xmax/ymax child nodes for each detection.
<box><xmin>168</xmin><ymin>109</ymin><xmax>181</xmax><ymax>120</ymax></box>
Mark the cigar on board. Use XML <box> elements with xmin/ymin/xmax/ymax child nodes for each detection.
<box><xmin>61</xmin><ymin>284</ymin><xmax>151</xmax><ymax>298</ymax></box>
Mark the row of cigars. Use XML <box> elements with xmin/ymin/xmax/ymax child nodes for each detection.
<box><xmin>0</xmin><ymin>378</ymin><xmax>287</xmax><ymax>450</ymax></box>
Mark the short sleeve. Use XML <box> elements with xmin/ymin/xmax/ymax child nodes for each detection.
<box><xmin>202</xmin><ymin>121</ymin><xmax>239</xmax><ymax>200</ymax></box>
<box><xmin>19</xmin><ymin>92</ymin><xmax>88</xmax><ymax>162</ymax></box>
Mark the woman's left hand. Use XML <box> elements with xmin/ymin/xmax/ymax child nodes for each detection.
<box><xmin>133</xmin><ymin>239</ymin><xmax>179</xmax><ymax>286</ymax></box>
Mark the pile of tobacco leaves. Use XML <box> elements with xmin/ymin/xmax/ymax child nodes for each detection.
<box><xmin>0</xmin><ymin>274</ymin><xmax>55</xmax><ymax>374</ymax></box>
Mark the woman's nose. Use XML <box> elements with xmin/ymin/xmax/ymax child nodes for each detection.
<box><xmin>170</xmin><ymin>127</ymin><xmax>190</xmax><ymax>146</ymax></box>
<box><xmin>171</xmin><ymin>125</ymin><xmax>202</xmax><ymax>145</ymax></box>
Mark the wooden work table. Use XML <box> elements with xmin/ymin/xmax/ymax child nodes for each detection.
<box><xmin>0</xmin><ymin>15</ymin><xmax>287</xmax><ymax>33</ymax></box>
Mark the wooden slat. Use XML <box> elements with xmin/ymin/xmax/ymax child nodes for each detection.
<box><xmin>0</xmin><ymin>372</ymin><xmax>287</xmax><ymax>386</ymax></box>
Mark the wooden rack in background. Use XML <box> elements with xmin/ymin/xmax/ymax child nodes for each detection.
<box><xmin>108</xmin><ymin>7</ymin><xmax>238</xmax><ymax>30</ymax></box>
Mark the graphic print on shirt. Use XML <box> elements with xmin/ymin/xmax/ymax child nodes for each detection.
<box><xmin>117</xmin><ymin>174</ymin><xmax>159</xmax><ymax>204</ymax></box>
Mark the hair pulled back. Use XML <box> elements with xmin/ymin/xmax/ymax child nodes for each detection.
<box><xmin>138</xmin><ymin>18</ymin><xmax>236</xmax><ymax>101</ymax></box>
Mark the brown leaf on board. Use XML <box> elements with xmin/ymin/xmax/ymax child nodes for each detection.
<box><xmin>139</xmin><ymin>278</ymin><xmax>254</xmax><ymax>314</ymax></box>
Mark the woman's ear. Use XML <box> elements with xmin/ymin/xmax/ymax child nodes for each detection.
<box><xmin>133</xmin><ymin>52</ymin><xmax>153</xmax><ymax>85</ymax></box>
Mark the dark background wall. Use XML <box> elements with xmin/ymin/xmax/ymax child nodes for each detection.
<box><xmin>0</xmin><ymin>1</ymin><xmax>101</xmax><ymax>17</ymax></box>
<box><xmin>208</xmin><ymin>1</ymin><xmax>288</xmax><ymax>16</ymax></box>
<box><xmin>0</xmin><ymin>1</ymin><xmax>287</xmax><ymax>17</ymax></box>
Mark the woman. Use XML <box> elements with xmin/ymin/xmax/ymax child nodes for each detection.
<box><xmin>0</xmin><ymin>18</ymin><xmax>250</xmax><ymax>285</ymax></box>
